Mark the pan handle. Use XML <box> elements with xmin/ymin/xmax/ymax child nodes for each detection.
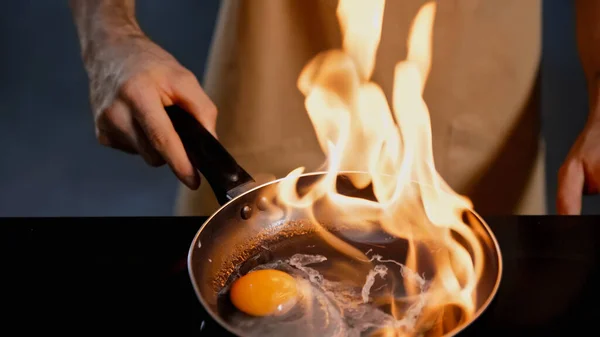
<box><xmin>165</xmin><ymin>104</ymin><xmax>255</xmax><ymax>206</ymax></box>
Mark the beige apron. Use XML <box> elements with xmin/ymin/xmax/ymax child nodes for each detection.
<box><xmin>175</xmin><ymin>0</ymin><xmax>545</xmax><ymax>216</ymax></box>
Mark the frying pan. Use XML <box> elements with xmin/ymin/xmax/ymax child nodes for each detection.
<box><xmin>166</xmin><ymin>105</ymin><xmax>503</xmax><ymax>337</ymax></box>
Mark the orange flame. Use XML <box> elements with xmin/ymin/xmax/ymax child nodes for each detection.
<box><xmin>276</xmin><ymin>1</ymin><xmax>488</xmax><ymax>335</ymax></box>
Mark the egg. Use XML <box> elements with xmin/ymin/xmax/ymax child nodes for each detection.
<box><xmin>230</xmin><ymin>269</ymin><xmax>299</xmax><ymax>316</ymax></box>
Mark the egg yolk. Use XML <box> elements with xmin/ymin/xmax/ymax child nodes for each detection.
<box><xmin>230</xmin><ymin>269</ymin><xmax>298</xmax><ymax>316</ymax></box>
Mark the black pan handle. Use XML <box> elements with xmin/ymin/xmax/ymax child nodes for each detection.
<box><xmin>165</xmin><ymin>105</ymin><xmax>254</xmax><ymax>205</ymax></box>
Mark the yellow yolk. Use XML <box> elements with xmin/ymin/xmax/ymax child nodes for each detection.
<box><xmin>230</xmin><ymin>269</ymin><xmax>299</xmax><ymax>316</ymax></box>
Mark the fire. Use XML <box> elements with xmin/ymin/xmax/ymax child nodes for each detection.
<box><xmin>274</xmin><ymin>0</ymin><xmax>490</xmax><ymax>335</ymax></box>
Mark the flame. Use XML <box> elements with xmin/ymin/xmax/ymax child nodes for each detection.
<box><xmin>276</xmin><ymin>1</ymin><xmax>489</xmax><ymax>335</ymax></box>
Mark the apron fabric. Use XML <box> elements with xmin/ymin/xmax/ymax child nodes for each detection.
<box><xmin>174</xmin><ymin>0</ymin><xmax>545</xmax><ymax>216</ymax></box>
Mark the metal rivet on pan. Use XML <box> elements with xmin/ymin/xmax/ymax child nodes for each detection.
<box><xmin>256</xmin><ymin>196</ymin><xmax>269</xmax><ymax>211</ymax></box>
<box><xmin>241</xmin><ymin>205</ymin><xmax>253</xmax><ymax>220</ymax></box>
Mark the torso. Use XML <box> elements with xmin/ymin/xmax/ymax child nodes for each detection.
<box><xmin>175</xmin><ymin>0</ymin><xmax>545</xmax><ymax>216</ymax></box>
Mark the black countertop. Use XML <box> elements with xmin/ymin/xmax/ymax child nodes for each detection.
<box><xmin>3</xmin><ymin>216</ymin><xmax>600</xmax><ymax>336</ymax></box>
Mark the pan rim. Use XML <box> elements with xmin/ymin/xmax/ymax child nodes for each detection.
<box><xmin>187</xmin><ymin>170</ymin><xmax>504</xmax><ymax>337</ymax></box>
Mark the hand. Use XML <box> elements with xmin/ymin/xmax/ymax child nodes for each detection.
<box><xmin>84</xmin><ymin>32</ymin><xmax>216</xmax><ymax>190</ymax></box>
<box><xmin>557</xmin><ymin>119</ymin><xmax>600</xmax><ymax>214</ymax></box>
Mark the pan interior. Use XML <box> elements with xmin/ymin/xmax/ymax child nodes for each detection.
<box><xmin>188</xmin><ymin>172</ymin><xmax>501</xmax><ymax>337</ymax></box>
<box><xmin>218</xmin><ymin>227</ymin><xmax>416</xmax><ymax>336</ymax></box>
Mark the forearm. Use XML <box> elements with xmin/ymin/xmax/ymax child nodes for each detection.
<box><xmin>575</xmin><ymin>0</ymin><xmax>600</xmax><ymax>123</ymax></box>
<box><xmin>69</xmin><ymin>0</ymin><xmax>143</xmax><ymax>66</ymax></box>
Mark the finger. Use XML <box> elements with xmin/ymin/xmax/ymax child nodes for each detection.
<box><xmin>132</xmin><ymin>122</ymin><xmax>167</xmax><ymax>167</ymax></box>
<box><xmin>98</xmin><ymin>100</ymin><xmax>165</xmax><ymax>166</ymax></box>
<box><xmin>96</xmin><ymin>127</ymin><xmax>138</xmax><ymax>154</ymax></box>
<box><xmin>96</xmin><ymin>101</ymin><xmax>139</xmax><ymax>155</ymax></box>
<box><xmin>557</xmin><ymin>158</ymin><xmax>585</xmax><ymax>215</ymax></box>
<box><xmin>169</xmin><ymin>71</ymin><xmax>218</xmax><ymax>137</ymax></box>
<box><xmin>125</xmin><ymin>83</ymin><xmax>200</xmax><ymax>190</ymax></box>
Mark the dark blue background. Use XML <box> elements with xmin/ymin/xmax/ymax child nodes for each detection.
<box><xmin>0</xmin><ymin>0</ymin><xmax>597</xmax><ymax>216</ymax></box>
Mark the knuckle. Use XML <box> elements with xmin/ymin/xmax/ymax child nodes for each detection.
<box><xmin>96</xmin><ymin>105</ymin><xmax>126</xmax><ymax>134</ymax></box>
<box><xmin>97</xmin><ymin>105</ymin><xmax>117</xmax><ymax>123</ymax></box>
<box><xmin>119</xmin><ymin>74</ymin><xmax>149</xmax><ymax>98</ymax></box>
<box><xmin>175</xmin><ymin>69</ymin><xmax>198</xmax><ymax>86</ymax></box>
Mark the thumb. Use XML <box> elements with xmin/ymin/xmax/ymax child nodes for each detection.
<box><xmin>557</xmin><ymin>158</ymin><xmax>585</xmax><ymax>215</ymax></box>
<box><xmin>170</xmin><ymin>72</ymin><xmax>218</xmax><ymax>137</ymax></box>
